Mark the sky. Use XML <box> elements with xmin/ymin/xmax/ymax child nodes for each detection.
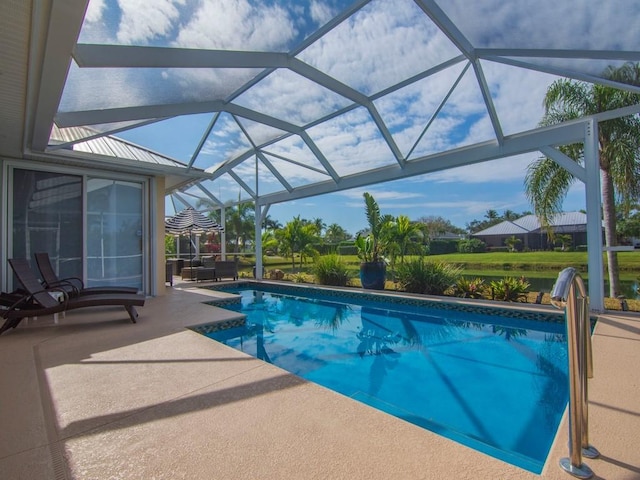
<box><xmin>70</xmin><ymin>0</ymin><xmax>639</xmax><ymax>235</ymax></box>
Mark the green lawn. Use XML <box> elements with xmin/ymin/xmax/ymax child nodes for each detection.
<box><xmin>258</xmin><ymin>251</ymin><xmax>640</xmax><ymax>272</ymax></box>
<box><xmin>430</xmin><ymin>251</ymin><xmax>640</xmax><ymax>272</ymax></box>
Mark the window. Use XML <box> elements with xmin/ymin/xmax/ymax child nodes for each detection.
<box><xmin>12</xmin><ymin>169</ymin><xmax>83</xmax><ymax>280</ymax></box>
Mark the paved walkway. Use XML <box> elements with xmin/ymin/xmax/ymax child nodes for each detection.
<box><xmin>1</xmin><ymin>281</ymin><xmax>639</xmax><ymax>479</ymax></box>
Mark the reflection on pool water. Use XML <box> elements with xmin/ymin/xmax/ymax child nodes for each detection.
<box><xmin>197</xmin><ymin>285</ymin><xmax>568</xmax><ymax>473</ymax></box>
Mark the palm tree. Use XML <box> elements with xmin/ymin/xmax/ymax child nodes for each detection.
<box><xmin>227</xmin><ymin>201</ymin><xmax>255</xmax><ymax>253</ymax></box>
<box><xmin>504</xmin><ymin>235</ymin><xmax>522</xmax><ymax>252</ymax></box>
<box><xmin>525</xmin><ymin>62</ymin><xmax>640</xmax><ymax>297</ymax></box>
<box><xmin>324</xmin><ymin>223</ymin><xmax>350</xmax><ymax>243</ymax></box>
<box><xmin>388</xmin><ymin>215</ymin><xmax>423</xmax><ymax>265</ymax></box>
<box><xmin>263</xmin><ymin>214</ymin><xmax>282</xmax><ymax>231</ymax></box>
<box><xmin>277</xmin><ymin>216</ymin><xmax>319</xmax><ymax>270</ymax></box>
<box><xmin>502</xmin><ymin>209</ymin><xmax>518</xmax><ymax>221</ymax></box>
<box><xmin>311</xmin><ymin>217</ymin><xmax>326</xmax><ymax>237</ymax></box>
<box><xmin>485</xmin><ymin>209</ymin><xmax>499</xmax><ymax>221</ymax></box>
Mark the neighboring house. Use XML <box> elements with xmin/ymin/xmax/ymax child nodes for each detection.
<box><xmin>472</xmin><ymin>212</ymin><xmax>597</xmax><ymax>250</ymax></box>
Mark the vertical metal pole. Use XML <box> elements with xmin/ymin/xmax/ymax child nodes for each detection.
<box><xmin>255</xmin><ymin>203</ymin><xmax>263</xmax><ymax>280</ymax></box>
<box><xmin>221</xmin><ymin>207</ymin><xmax>226</xmax><ymax>261</ymax></box>
<box><xmin>584</xmin><ymin>119</ymin><xmax>604</xmax><ymax>312</ymax></box>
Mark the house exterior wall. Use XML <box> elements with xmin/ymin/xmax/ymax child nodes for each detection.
<box><xmin>155</xmin><ymin>175</ymin><xmax>166</xmax><ymax>296</ymax></box>
<box><xmin>1</xmin><ymin>158</ymin><xmax>163</xmax><ymax>295</ymax></box>
<box><xmin>475</xmin><ymin>228</ymin><xmax>590</xmax><ymax>251</ymax></box>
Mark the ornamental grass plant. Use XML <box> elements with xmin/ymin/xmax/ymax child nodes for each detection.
<box><xmin>312</xmin><ymin>254</ymin><xmax>351</xmax><ymax>287</ymax></box>
<box><xmin>395</xmin><ymin>258</ymin><xmax>462</xmax><ymax>295</ymax></box>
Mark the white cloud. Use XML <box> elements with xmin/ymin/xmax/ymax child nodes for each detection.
<box><xmin>84</xmin><ymin>0</ymin><xmax>106</xmax><ymax>23</ymax></box>
<box><xmin>116</xmin><ymin>0</ymin><xmax>185</xmax><ymax>44</ymax></box>
<box><xmin>439</xmin><ymin>0</ymin><xmax>640</xmax><ymax>51</ymax></box>
<box><xmin>174</xmin><ymin>0</ymin><xmax>296</xmax><ymax>50</ymax></box>
<box><xmin>298</xmin><ymin>0</ymin><xmax>460</xmax><ymax>94</ymax></box>
<box><xmin>309</xmin><ymin>1</ymin><xmax>336</xmax><ymax>26</ymax></box>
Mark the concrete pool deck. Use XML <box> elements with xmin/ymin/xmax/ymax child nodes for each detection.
<box><xmin>1</xmin><ymin>281</ymin><xmax>639</xmax><ymax>479</ymax></box>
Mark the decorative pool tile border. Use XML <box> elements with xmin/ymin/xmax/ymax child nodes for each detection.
<box><xmin>203</xmin><ymin>281</ymin><xmax>581</xmax><ymax>325</ymax></box>
<box><xmin>191</xmin><ymin>316</ymin><xmax>246</xmax><ymax>335</ymax></box>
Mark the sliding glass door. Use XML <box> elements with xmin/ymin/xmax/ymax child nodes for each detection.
<box><xmin>12</xmin><ymin>169</ymin><xmax>83</xmax><ymax>280</ymax></box>
<box><xmin>86</xmin><ymin>178</ymin><xmax>143</xmax><ymax>289</ymax></box>
<box><xmin>10</xmin><ymin>168</ymin><xmax>145</xmax><ymax>291</ymax></box>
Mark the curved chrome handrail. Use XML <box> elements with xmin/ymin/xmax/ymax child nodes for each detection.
<box><xmin>550</xmin><ymin>267</ymin><xmax>599</xmax><ymax>479</ymax></box>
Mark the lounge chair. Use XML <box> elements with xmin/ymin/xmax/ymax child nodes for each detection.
<box><xmin>34</xmin><ymin>252</ymin><xmax>139</xmax><ymax>296</ymax></box>
<box><xmin>1</xmin><ymin>258</ymin><xmax>145</xmax><ymax>335</ymax></box>
<box><xmin>214</xmin><ymin>260</ymin><xmax>239</xmax><ymax>281</ymax></box>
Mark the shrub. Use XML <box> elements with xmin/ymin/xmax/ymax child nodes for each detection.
<box><xmin>337</xmin><ymin>245</ymin><xmax>358</xmax><ymax>255</ymax></box>
<box><xmin>457</xmin><ymin>238</ymin><xmax>486</xmax><ymax>253</ymax></box>
<box><xmin>428</xmin><ymin>239</ymin><xmax>459</xmax><ymax>255</ymax></box>
<box><xmin>453</xmin><ymin>277</ymin><xmax>486</xmax><ymax>299</ymax></box>
<box><xmin>395</xmin><ymin>258</ymin><xmax>462</xmax><ymax>295</ymax></box>
<box><xmin>312</xmin><ymin>254</ymin><xmax>351</xmax><ymax>287</ymax></box>
<box><xmin>489</xmin><ymin>277</ymin><xmax>530</xmax><ymax>302</ymax></box>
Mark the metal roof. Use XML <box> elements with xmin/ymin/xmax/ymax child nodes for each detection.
<box><xmin>474</xmin><ymin>212</ymin><xmax>589</xmax><ymax>236</ymax></box>
<box><xmin>472</xmin><ymin>221</ymin><xmax>530</xmax><ymax>237</ymax></box>
<box><xmin>50</xmin><ymin>125</ymin><xmax>190</xmax><ymax>169</ymax></box>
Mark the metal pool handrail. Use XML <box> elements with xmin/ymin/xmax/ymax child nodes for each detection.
<box><xmin>550</xmin><ymin>267</ymin><xmax>600</xmax><ymax>479</ymax></box>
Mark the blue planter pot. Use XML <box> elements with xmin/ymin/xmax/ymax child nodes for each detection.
<box><xmin>359</xmin><ymin>261</ymin><xmax>386</xmax><ymax>290</ymax></box>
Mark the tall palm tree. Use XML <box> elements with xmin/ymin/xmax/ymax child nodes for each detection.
<box><xmin>525</xmin><ymin>62</ymin><xmax>640</xmax><ymax>297</ymax></box>
<box><xmin>277</xmin><ymin>216</ymin><xmax>310</xmax><ymax>270</ymax></box>
<box><xmin>227</xmin><ymin>201</ymin><xmax>255</xmax><ymax>253</ymax></box>
<box><xmin>324</xmin><ymin>223</ymin><xmax>350</xmax><ymax>243</ymax></box>
<box><xmin>311</xmin><ymin>217</ymin><xmax>326</xmax><ymax>237</ymax></box>
<box><xmin>389</xmin><ymin>215</ymin><xmax>423</xmax><ymax>265</ymax></box>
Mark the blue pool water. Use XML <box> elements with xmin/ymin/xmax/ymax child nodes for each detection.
<box><xmin>199</xmin><ymin>285</ymin><xmax>568</xmax><ymax>473</ymax></box>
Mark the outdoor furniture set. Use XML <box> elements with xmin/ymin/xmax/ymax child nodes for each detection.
<box><xmin>176</xmin><ymin>256</ymin><xmax>239</xmax><ymax>282</ymax></box>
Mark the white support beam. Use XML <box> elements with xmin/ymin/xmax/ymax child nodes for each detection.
<box><xmin>188</xmin><ymin>112</ymin><xmax>220</xmax><ymax>169</ymax></box>
<box><xmin>472</xmin><ymin>59</ymin><xmax>504</xmax><ymax>145</ymax></box>
<box><xmin>220</xmin><ymin>207</ymin><xmax>227</xmax><ymax>260</ymax></box>
<box><xmin>254</xmin><ymin>205</ymin><xmax>265</xmax><ymax>280</ymax></box>
<box><xmin>414</xmin><ymin>0</ymin><xmax>475</xmax><ymax>57</ymax></box>
<box><xmin>299</xmin><ymin>131</ymin><xmax>341</xmax><ymax>182</ymax></box>
<box><xmin>475</xmin><ymin>48</ymin><xmax>640</xmax><ymax>62</ymax></box>
<box><xmin>257</xmin><ymin>152</ymin><xmax>294</xmax><ymax>192</ymax></box>
<box><xmin>483</xmin><ymin>56</ymin><xmax>640</xmax><ymax>95</ymax></box>
<box><xmin>407</xmin><ymin>62</ymin><xmax>471</xmax><ymax>159</ymax></box>
<box><xmin>258</xmin><ymin>120</ymin><xmax>587</xmax><ymax>205</ymax></box>
<box><xmin>227</xmin><ymin>170</ymin><xmax>256</xmax><ymax>199</ymax></box>
<box><xmin>539</xmin><ymin>146</ymin><xmax>587</xmax><ymax>182</ymax></box>
<box><xmin>584</xmin><ymin>119</ymin><xmax>605</xmax><ymax>312</ymax></box>
<box><xmin>195</xmin><ymin>184</ymin><xmax>224</xmax><ymax>207</ymax></box>
<box><xmin>74</xmin><ymin>44</ymin><xmax>289</xmax><ymax>68</ymax></box>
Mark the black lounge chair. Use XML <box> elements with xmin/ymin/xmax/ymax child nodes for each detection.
<box><xmin>34</xmin><ymin>252</ymin><xmax>139</xmax><ymax>296</ymax></box>
<box><xmin>1</xmin><ymin>258</ymin><xmax>145</xmax><ymax>335</ymax></box>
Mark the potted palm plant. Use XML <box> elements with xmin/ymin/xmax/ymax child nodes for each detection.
<box><xmin>355</xmin><ymin>192</ymin><xmax>388</xmax><ymax>290</ymax></box>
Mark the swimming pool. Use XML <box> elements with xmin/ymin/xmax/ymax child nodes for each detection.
<box><xmin>195</xmin><ymin>283</ymin><xmax>569</xmax><ymax>473</ymax></box>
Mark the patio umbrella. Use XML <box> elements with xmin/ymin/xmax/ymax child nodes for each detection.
<box><xmin>165</xmin><ymin>207</ymin><xmax>223</xmax><ymax>259</ymax></box>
